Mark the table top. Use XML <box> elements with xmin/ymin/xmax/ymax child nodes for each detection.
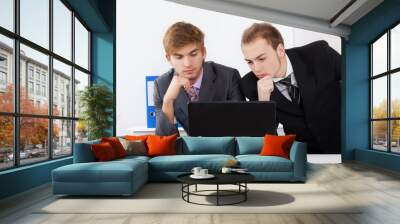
<box><xmin>177</xmin><ymin>172</ymin><xmax>255</xmax><ymax>185</ymax></box>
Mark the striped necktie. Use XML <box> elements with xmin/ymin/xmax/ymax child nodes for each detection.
<box><xmin>278</xmin><ymin>74</ymin><xmax>301</xmax><ymax>104</ymax></box>
<box><xmin>187</xmin><ymin>86</ymin><xmax>200</xmax><ymax>102</ymax></box>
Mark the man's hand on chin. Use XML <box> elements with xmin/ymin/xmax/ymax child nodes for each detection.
<box><xmin>257</xmin><ymin>76</ymin><xmax>274</xmax><ymax>101</ymax></box>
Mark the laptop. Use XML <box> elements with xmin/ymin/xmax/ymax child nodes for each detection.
<box><xmin>188</xmin><ymin>101</ymin><xmax>277</xmax><ymax>137</ymax></box>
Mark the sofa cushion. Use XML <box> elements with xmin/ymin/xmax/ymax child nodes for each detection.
<box><xmin>235</xmin><ymin>137</ymin><xmax>263</xmax><ymax>155</ymax></box>
<box><xmin>52</xmin><ymin>159</ymin><xmax>147</xmax><ymax>183</ymax></box>
<box><xmin>180</xmin><ymin>137</ymin><xmax>235</xmax><ymax>155</ymax></box>
<box><xmin>236</xmin><ymin>155</ymin><xmax>293</xmax><ymax>172</ymax></box>
<box><xmin>148</xmin><ymin>154</ymin><xmax>235</xmax><ymax>172</ymax></box>
<box><xmin>115</xmin><ymin>155</ymin><xmax>150</xmax><ymax>163</ymax></box>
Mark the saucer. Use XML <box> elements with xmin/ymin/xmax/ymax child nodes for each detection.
<box><xmin>190</xmin><ymin>174</ymin><xmax>215</xmax><ymax>179</ymax></box>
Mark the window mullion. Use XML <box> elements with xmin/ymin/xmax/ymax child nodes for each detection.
<box><xmin>388</xmin><ymin>30</ymin><xmax>391</xmax><ymax>152</ymax></box>
<box><xmin>48</xmin><ymin>0</ymin><xmax>54</xmax><ymax>160</ymax></box>
<box><xmin>71</xmin><ymin>10</ymin><xmax>76</xmax><ymax>154</ymax></box>
<box><xmin>13</xmin><ymin>0</ymin><xmax>20</xmax><ymax>167</ymax></box>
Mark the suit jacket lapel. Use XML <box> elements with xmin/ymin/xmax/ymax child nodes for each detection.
<box><xmin>198</xmin><ymin>62</ymin><xmax>217</xmax><ymax>101</ymax></box>
<box><xmin>286</xmin><ymin>49</ymin><xmax>317</xmax><ymax>113</ymax></box>
<box><xmin>270</xmin><ymin>86</ymin><xmax>303</xmax><ymax>116</ymax></box>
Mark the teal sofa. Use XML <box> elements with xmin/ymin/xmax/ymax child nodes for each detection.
<box><xmin>52</xmin><ymin>136</ymin><xmax>307</xmax><ymax>196</ymax></box>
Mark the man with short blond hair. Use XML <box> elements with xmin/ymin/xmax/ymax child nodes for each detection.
<box><xmin>154</xmin><ymin>22</ymin><xmax>244</xmax><ymax>136</ymax></box>
<box><xmin>240</xmin><ymin>22</ymin><xmax>341</xmax><ymax>154</ymax></box>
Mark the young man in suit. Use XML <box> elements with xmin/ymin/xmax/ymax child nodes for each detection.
<box><xmin>154</xmin><ymin>22</ymin><xmax>244</xmax><ymax>136</ymax></box>
<box><xmin>240</xmin><ymin>23</ymin><xmax>341</xmax><ymax>154</ymax></box>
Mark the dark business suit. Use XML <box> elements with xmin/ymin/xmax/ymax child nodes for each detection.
<box><xmin>154</xmin><ymin>61</ymin><xmax>244</xmax><ymax>136</ymax></box>
<box><xmin>240</xmin><ymin>41</ymin><xmax>341</xmax><ymax>154</ymax></box>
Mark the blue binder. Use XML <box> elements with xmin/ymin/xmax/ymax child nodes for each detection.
<box><xmin>145</xmin><ymin>76</ymin><xmax>158</xmax><ymax>128</ymax></box>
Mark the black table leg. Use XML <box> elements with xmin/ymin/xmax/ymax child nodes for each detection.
<box><xmin>217</xmin><ymin>184</ymin><xmax>219</xmax><ymax>206</ymax></box>
<box><xmin>245</xmin><ymin>183</ymin><xmax>247</xmax><ymax>201</ymax></box>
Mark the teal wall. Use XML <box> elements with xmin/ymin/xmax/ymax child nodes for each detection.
<box><xmin>91</xmin><ymin>32</ymin><xmax>115</xmax><ymax>135</ymax></box>
<box><xmin>343</xmin><ymin>0</ymin><xmax>400</xmax><ymax>172</ymax></box>
<box><xmin>0</xmin><ymin>0</ymin><xmax>116</xmax><ymax>200</ymax></box>
<box><xmin>91</xmin><ymin>0</ymin><xmax>116</xmax><ymax>135</ymax></box>
<box><xmin>0</xmin><ymin>158</ymin><xmax>72</xmax><ymax>199</ymax></box>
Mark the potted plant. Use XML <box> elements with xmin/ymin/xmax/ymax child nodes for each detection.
<box><xmin>79</xmin><ymin>84</ymin><xmax>113</xmax><ymax>140</ymax></box>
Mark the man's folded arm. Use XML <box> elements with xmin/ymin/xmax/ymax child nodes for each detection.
<box><xmin>154</xmin><ymin>80</ymin><xmax>178</xmax><ymax>136</ymax></box>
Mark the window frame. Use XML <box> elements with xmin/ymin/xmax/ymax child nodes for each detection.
<box><xmin>370</xmin><ymin>20</ymin><xmax>400</xmax><ymax>154</ymax></box>
<box><xmin>0</xmin><ymin>0</ymin><xmax>92</xmax><ymax>171</ymax></box>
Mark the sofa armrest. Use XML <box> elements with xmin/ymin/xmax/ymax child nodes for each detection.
<box><xmin>289</xmin><ymin>141</ymin><xmax>307</xmax><ymax>181</ymax></box>
<box><xmin>73</xmin><ymin>141</ymin><xmax>99</xmax><ymax>163</ymax></box>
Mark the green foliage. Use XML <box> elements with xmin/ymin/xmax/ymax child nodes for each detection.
<box><xmin>79</xmin><ymin>84</ymin><xmax>113</xmax><ymax>140</ymax></box>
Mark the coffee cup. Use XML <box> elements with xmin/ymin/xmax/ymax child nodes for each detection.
<box><xmin>199</xmin><ymin>169</ymin><xmax>208</xmax><ymax>176</ymax></box>
<box><xmin>221</xmin><ymin>167</ymin><xmax>232</xmax><ymax>173</ymax></box>
<box><xmin>191</xmin><ymin>167</ymin><xmax>202</xmax><ymax>176</ymax></box>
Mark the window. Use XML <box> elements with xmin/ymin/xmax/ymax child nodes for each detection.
<box><xmin>0</xmin><ymin>0</ymin><xmax>14</xmax><ymax>32</ymax></box>
<box><xmin>35</xmin><ymin>70</ymin><xmax>41</xmax><ymax>81</ymax></box>
<box><xmin>371</xmin><ymin>23</ymin><xmax>400</xmax><ymax>154</ymax></box>
<box><xmin>0</xmin><ymin>0</ymin><xmax>91</xmax><ymax>170</ymax></box>
<box><xmin>28</xmin><ymin>81</ymin><xmax>34</xmax><ymax>94</ymax></box>
<box><xmin>29</xmin><ymin>67</ymin><xmax>34</xmax><ymax>80</ymax></box>
<box><xmin>75</xmin><ymin>18</ymin><xmax>89</xmax><ymax>70</ymax></box>
<box><xmin>42</xmin><ymin>85</ymin><xmax>46</xmax><ymax>97</ymax></box>
<box><xmin>20</xmin><ymin>117</ymin><xmax>49</xmax><ymax>165</ymax></box>
<box><xmin>41</xmin><ymin>73</ymin><xmax>46</xmax><ymax>83</ymax></box>
<box><xmin>20</xmin><ymin>0</ymin><xmax>49</xmax><ymax>49</ymax></box>
<box><xmin>0</xmin><ymin>54</ymin><xmax>8</xmax><ymax>89</ymax></box>
<box><xmin>0</xmin><ymin>55</ymin><xmax>7</xmax><ymax>67</ymax></box>
<box><xmin>53</xmin><ymin>0</ymin><xmax>72</xmax><ymax>60</ymax></box>
<box><xmin>53</xmin><ymin>59</ymin><xmax>71</xmax><ymax>116</ymax></box>
<box><xmin>53</xmin><ymin>119</ymin><xmax>72</xmax><ymax>158</ymax></box>
<box><xmin>36</xmin><ymin>83</ymin><xmax>40</xmax><ymax>95</ymax></box>
<box><xmin>74</xmin><ymin>69</ymin><xmax>89</xmax><ymax>118</ymax></box>
<box><xmin>0</xmin><ymin>116</ymin><xmax>13</xmax><ymax>170</ymax></box>
<box><xmin>0</xmin><ymin>34</ymin><xmax>13</xmax><ymax>113</ymax></box>
<box><xmin>0</xmin><ymin>71</ymin><xmax>6</xmax><ymax>85</ymax></box>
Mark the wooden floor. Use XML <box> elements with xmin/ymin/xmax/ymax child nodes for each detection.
<box><xmin>1</xmin><ymin>161</ymin><xmax>400</xmax><ymax>224</ymax></box>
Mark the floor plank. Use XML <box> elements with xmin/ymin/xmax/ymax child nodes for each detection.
<box><xmin>1</xmin><ymin>161</ymin><xmax>400</xmax><ymax>224</ymax></box>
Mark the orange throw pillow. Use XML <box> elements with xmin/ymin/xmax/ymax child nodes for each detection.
<box><xmin>101</xmin><ymin>137</ymin><xmax>127</xmax><ymax>158</ymax></box>
<box><xmin>124</xmin><ymin>135</ymin><xmax>150</xmax><ymax>141</ymax></box>
<box><xmin>146</xmin><ymin>134</ymin><xmax>178</xmax><ymax>157</ymax></box>
<box><xmin>91</xmin><ymin>142</ymin><xmax>117</xmax><ymax>161</ymax></box>
<box><xmin>260</xmin><ymin>134</ymin><xmax>296</xmax><ymax>159</ymax></box>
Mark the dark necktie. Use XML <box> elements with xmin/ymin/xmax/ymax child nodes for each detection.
<box><xmin>278</xmin><ymin>75</ymin><xmax>301</xmax><ymax>104</ymax></box>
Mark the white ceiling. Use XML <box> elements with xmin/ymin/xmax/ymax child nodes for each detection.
<box><xmin>165</xmin><ymin>0</ymin><xmax>384</xmax><ymax>38</ymax></box>
<box><xmin>226</xmin><ymin>0</ymin><xmax>352</xmax><ymax>23</ymax></box>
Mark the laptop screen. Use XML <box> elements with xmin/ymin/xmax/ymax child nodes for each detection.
<box><xmin>188</xmin><ymin>101</ymin><xmax>277</xmax><ymax>137</ymax></box>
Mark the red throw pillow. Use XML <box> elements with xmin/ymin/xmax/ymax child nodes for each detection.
<box><xmin>101</xmin><ymin>137</ymin><xmax>127</xmax><ymax>158</ymax></box>
<box><xmin>146</xmin><ymin>134</ymin><xmax>178</xmax><ymax>157</ymax></box>
<box><xmin>259</xmin><ymin>134</ymin><xmax>296</xmax><ymax>159</ymax></box>
<box><xmin>91</xmin><ymin>142</ymin><xmax>117</xmax><ymax>161</ymax></box>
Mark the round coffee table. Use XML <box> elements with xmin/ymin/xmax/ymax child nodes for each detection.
<box><xmin>177</xmin><ymin>173</ymin><xmax>255</xmax><ymax>206</ymax></box>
